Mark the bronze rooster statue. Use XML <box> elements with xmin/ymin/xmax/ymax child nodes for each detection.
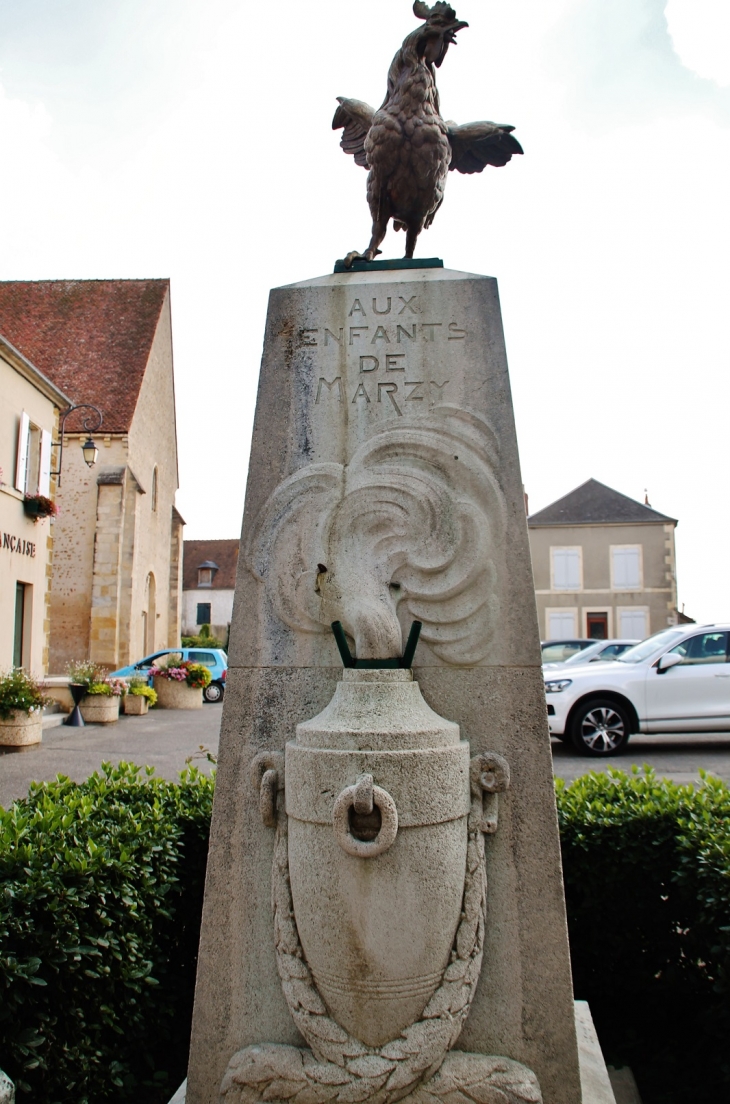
<box><xmin>333</xmin><ymin>1</ymin><xmax>523</xmax><ymax>267</ymax></box>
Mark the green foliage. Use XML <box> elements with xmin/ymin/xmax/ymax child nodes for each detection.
<box><xmin>557</xmin><ymin>768</ymin><xmax>730</xmax><ymax>1104</ymax></box>
<box><xmin>0</xmin><ymin>762</ymin><xmax>214</xmax><ymax>1103</ymax></box>
<box><xmin>128</xmin><ymin>680</ymin><xmax>157</xmax><ymax>706</ymax></box>
<box><xmin>86</xmin><ymin>681</ymin><xmax>113</xmax><ymax>697</ymax></box>
<box><xmin>181</xmin><ymin>626</ymin><xmax>225</xmax><ymax>649</ymax></box>
<box><xmin>0</xmin><ymin>669</ymin><xmax>47</xmax><ymax>720</ymax></box>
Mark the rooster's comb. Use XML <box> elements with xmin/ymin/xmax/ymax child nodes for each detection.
<box><xmin>413</xmin><ymin>1</ymin><xmax>459</xmax><ymax>22</ymax></box>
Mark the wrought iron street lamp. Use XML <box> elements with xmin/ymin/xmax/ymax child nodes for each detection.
<box><xmin>52</xmin><ymin>404</ymin><xmax>103</xmax><ymax>487</ymax></box>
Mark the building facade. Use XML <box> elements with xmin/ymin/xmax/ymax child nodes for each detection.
<box><xmin>182</xmin><ymin>539</ymin><xmax>238</xmax><ymax>643</ymax></box>
<box><xmin>0</xmin><ymin>280</ymin><xmax>184</xmax><ymax>673</ymax></box>
<box><xmin>528</xmin><ymin>479</ymin><xmax>678</xmax><ymax>641</ymax></box>
<box><xmin>0</xmin><ymin>334</ymin><xmax>70</xmax><ymax>674</ymax></box>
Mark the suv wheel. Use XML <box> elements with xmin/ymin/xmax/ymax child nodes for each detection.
<box><xmin>204</xmin><ymin>681</ymin><xmax>224</xmax><ymax>703</ymax></box>
<box><xmin>570</xmin><ymin>698</ymin><xmax>631</xmax><ymax>756</ymax></box>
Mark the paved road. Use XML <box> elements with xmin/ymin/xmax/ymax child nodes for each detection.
<box><xmin>551</xmin><ymin>732</ymin><xmax>730</xmax><ymax>785</ymax></box>
<box><xmin>0</xmin><ymin>704</ymin><xmax>221</xmax><ymax>808</ymax></box>
<box><xmin>2</xmin><ymin>704</ymin><xmax>728</xmax><ymax>808</ymax></box>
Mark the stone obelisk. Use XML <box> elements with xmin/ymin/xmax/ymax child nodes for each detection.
<box><xmin>185</xmin><ymin>264</ymin><xmax>583</xmax><ymax>1104</ymax></box>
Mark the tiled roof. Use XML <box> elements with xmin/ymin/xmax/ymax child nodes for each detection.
<box><xmin>183</xmin><ymin>540</ymin><xmax>239</xmax><ymax>591</ymax></box>
<box><xmin>0</xmin><ymin>279</ymin><xmax>169</xmax><ymax>433</ymax></box>
<box><xmin>528</xmin><ymin>479</ymin><xmax>677</xmax><ymax>527</ymax></box>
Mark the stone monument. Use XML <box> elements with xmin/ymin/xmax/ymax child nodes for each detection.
<box><xmin>185</xmin><ymin>263</ymin><xmax>586</xmax><ymax>1104</ymax></box>
<box><xmin>182</xmin><ymin>6</ymin><xmax>614</xmax><ymax>1104</ymax></box>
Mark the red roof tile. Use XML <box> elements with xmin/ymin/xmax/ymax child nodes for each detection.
<box><xmin>183</xmin><ymin>540</ymin><xmax>239</xmax><ymax>591</ymax></box>
<box><xmin>0</xmin><ymin>279</ymin><xmax>169</xmax><ymax>433</ymax></box>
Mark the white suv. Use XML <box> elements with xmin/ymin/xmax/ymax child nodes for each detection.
<box><xmin>545</xmin><ymin>624</ymin><xmax>730</xmax><ymax>756</ymax></box>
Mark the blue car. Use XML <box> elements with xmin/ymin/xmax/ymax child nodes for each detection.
<box><xmin>109</xmin><ymin>647</ymin><xmax>228</xmax><ymax>703</ymax></box>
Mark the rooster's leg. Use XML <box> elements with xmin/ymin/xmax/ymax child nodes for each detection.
<box><xmin>404</xmin><ymin>223</ymin><xmax>422</xmax><ymax>259</ymax></box>
<box><xmin>343</xmin><ymin>212</ymin><xmax>389</xmax><ymax>269</ymax></box>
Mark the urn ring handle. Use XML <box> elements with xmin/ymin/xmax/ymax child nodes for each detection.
<box><xmin>333</xmin><ymin>774</ymin><xmax>398</xmax><ymax>859</ymax></box>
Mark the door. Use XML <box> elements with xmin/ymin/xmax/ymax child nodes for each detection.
<box><xmin>644</xmin><ymin>631</ymin><xmax>730</xmax><ymax>731</ymax></box>
<box><xmin>13</xmin><ymin>583</ymin><xmax>26</xmax><ymax>668</ymax></box>
<box><xmin>586</xmin><ymin>613</ymin><xmax>608</xmax><ymax>640</ymax></box>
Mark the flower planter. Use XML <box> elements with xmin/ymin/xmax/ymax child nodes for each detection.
<box><xmin>0</xmin><ymin>710</ymin><xmax>43</xmax><ymax>746</ymax></box>
<box><xmin>80</xmin><ymin>695</ymin><xmax>120</xmax><ymax>724</ymax></box>
<box><xmin>124</xmin><ymin>694</ymin><xmax>149</xmax><ymax>716</ymax></box>
<box><xmin>153</xmin><ymin>677</ymin><xmax>203</xmax><ymax>710</ymax></box>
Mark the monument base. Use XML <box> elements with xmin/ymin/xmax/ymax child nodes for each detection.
<box><xmin>169</xmin><ymin>1003</ymin><xmax>618</xmax><ymax>1104</ymax></box>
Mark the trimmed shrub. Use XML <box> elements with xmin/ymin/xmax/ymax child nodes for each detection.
<box><xmin>557</xmin><ymin>768</ymin><xmax>730</xmax><ymax>1104</ymax></box>
<box><xmin>0</xmin><ymin>762</ymin><xmax>214</xmax><ymax>1103</ymax></box>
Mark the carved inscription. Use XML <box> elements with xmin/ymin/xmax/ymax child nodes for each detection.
<box><xmin>304</xmin><ymin>296</ymin><xmax>465</xmax><ymax>417</ymax></box>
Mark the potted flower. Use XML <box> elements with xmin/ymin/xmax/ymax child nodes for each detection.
<box><xmin>123</xmin><ymin>677</ymin><xmax>157</xmax><ymax>715</ymax></box>
<box><xmin>23</xmin><ymin>493</ymin><xmax>59</xmax><ymax>522</ymax></box>
<box><xmin>150</xmin><ymin>655</ymin><xmax>211</xmax><ymax>710</ymax></box>
<box><xmin>0</xmin><ymin>669</ymin><xmax>48</xmax><ymax>746</ymax></box>
<box><xmin>66</xmin><ymin>661</ymin><xmax>126</xmax><ymax>724</ymax></box>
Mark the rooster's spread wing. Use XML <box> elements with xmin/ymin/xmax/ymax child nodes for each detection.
<box><xmin>332</xmin><ymin>97</ymin><xmax>376</xmax><ymax>169</ymax></box>
<box><xmin>447</xmin><ymin>121</ymin><xmax>523</xmax><ymax>174</ymax></box>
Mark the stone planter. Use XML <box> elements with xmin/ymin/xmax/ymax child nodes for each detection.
<box><xmin>0</xmin><ymin>709</ymin><xmax>43</xmax><ymax>746</ymax></box>
<box><xmin>153</xmin><ymin>677</ymin><xmax>202</xmax><ymax>710</ymax></box>
<box><xmin>80</xmin><ymin>695</ymin><xmax>120</xmax><ymax>724</ymax></box>
<box><xmin>124</xmin><ymin>694</ymin><xmax>149</xmax><ymax>716</ymax></box>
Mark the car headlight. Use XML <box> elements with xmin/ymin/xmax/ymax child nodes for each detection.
<box><xmin>544</xmin><ymin>679</ymin><xmax>572</xmax><ymax>694</ymax></box>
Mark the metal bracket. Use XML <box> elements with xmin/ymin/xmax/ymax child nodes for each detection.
<box><xmin>331</xmin><ymin>620</ymin><xmax>422</xmax><ymax>670</ymax></box>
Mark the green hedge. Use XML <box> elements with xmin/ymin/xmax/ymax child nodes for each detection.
<box><xmin>0</xmin><ymin>763</ymin><xmax>214</xmax><ymax>1103</ymax></box>
<box><xmin>2</xmin><ymin>763</ymin><xmax>728</xmax><ymax>1104</ymax></box>
<box><xmin>557</xmin><ymin>768</ymin><xmax>730</xmax><ymax>1104</ymax></box>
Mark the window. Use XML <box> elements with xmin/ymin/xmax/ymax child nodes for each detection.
<box><xmin>551</xmin><ymin>548</ymin><xmax>581</xmax><ymax>590</ymax></box>
<box><xmin>189</xmin><ymin>650</ymin><xmax>216</xmax><ymax>667</ymax></box>
<box><xmin>667</xmin><ymin>631</ymin><xmax>729</xmax><ymax>665</ymax></box>
<box><xmin>15</xmin><ymin>412</ymin><xmax>52</xmax><ymax>496</ymax></box>
<box><xmin>619</xmin><ymin>609</ymin><xmax>648</xmax><ymax>639</ymax></box>
<box><xmin>197</xmin><ymin>603</ymin><xmax>212</xmax><ymax>626</ymax></box>
<box><xmin>547</xmin><ymin>610</ymin><xmax>578</xmax><ymax>638</ymax></box>
<box><xmin>612</xmin><ymin>546</ymin><xmax>642</xmax><ymax>590</ymax></box>
<box><xmin>197</xmin><ymin>561</ymin><xmax>218</xmax><ymax>588</ymax></box>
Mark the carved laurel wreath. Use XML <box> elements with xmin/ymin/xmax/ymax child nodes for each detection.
<box><xmin>220</xmin><ymin>754</ymin><xmax>542</xmax><ymax>1104</ymax></box>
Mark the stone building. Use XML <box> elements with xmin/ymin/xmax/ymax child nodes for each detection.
<box><xmin>182</xmin><ymin>538</ymin><xmax>238</xmax><ymax>643</ymax></box>
<box><xmin>0</xmin><ymin>280</ymin><xmax>184</xmax><ymax>673</ymax></box>
<box><xmin>528</xmin><ymin>478</ymin><xmax>678</xmax><ymax>641</ymax></box>
<box><xmin>0</xmin><ymin>333</ymin><xmax>70</xmax><ymax>674</ymax></box>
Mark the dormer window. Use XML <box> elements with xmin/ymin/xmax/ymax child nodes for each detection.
<box><xmin>197</xmin><ymin>560</ymin><xmax>218</xmax><ymax>588</ymax></box>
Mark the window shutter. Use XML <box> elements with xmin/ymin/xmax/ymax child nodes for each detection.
<box><xmin>548</xmin><ymin>612</ymin><xmax>577</xmax><ymax>637</ymax></box>
<box><xmin>613</xmin><ymin>548</ymin><xmax>641</xmax><ymax>589</ymax></box>
<box><xmin>39</xmin><ymin>429</ymin><xmax>52</xmax><ymax>496</ymax></box>
<box><xmin>15</xmin><ymin>411</ymin><xmax>30</xmax><ymax>491</ymax></box>
<box><xmin>619</xmin><ymin>610</ymin><xmax>647</xmax><ymax>638</ymax></box>
<box><xmin>552</xmin><ymin>549</ymin><xmax>580</xmax><ymax>589</ymax></box>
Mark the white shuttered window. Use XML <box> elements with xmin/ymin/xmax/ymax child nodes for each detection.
<box><xmin>612</xmin><ymin>547</ymin><xmax>641</xmax><ymax>589</ymax></box>
<box><xmin>548</xmin><ymin>611</ymin><xmax>578</xmax><ymax>637</ymax></box>
<box><xmin>619</xmin><ymin>609</ymin><xmax>648</xmax><ymax>639</ymax></box>
<box><xmin>15</xmin><ymin>411</ymin><xmax>30</xmax><ymax>491</ymax></box>
<box><xmin>39</xmin><ymin>430</ymin><xmax>52</xmax><ymax>496</ymax></box>
<box><xmin>551</xmin><ymin>548</ymin><xmax>581</xmax><ymax>590</ymax></box>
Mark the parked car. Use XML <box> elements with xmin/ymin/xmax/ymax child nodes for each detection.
<box><xmin>540</xmin><ymin>639</ymin><xmax>596</xmax><ymax>664</ymax></box>
<box><xmin>109</xmin><ymin>648</ymin><xmax>228</xmax><ymax>703</ymax></box>
<box><xmin>544</xmin><ymin>624</ymin><xmax>730</xmax><ymax>756</ymax></box>
<box><xmin>543</xmin><ymin>638</ymin><xmax>640</xmax><ymax>671</ymax></box>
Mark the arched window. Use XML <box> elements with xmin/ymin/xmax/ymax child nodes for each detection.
<box><xmin>151</xmin><ymin>466</ymin><xmax>158</xmax><ymax>512</ymax></box>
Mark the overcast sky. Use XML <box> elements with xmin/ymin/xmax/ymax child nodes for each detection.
<box><xmin>0</xmin><ymin>0</ymin><xmax>728</xmax><ymax>623</ymax></box>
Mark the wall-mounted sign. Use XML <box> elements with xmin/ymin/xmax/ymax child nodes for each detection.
<box><xmin>2</xmin><ymin>533</ymin><xmax>36</xmax><ymax>557</ymax></box>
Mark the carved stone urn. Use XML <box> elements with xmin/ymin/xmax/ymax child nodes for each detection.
<box><xmin>220</xmin><ymin>669</ymin><xmax>541</xmax><ymax>1104</ymax></box>
<box><xmin>287</xmin><ymin>668</ymin><xmax>469</xmax><ymax>1047</ymax></box>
